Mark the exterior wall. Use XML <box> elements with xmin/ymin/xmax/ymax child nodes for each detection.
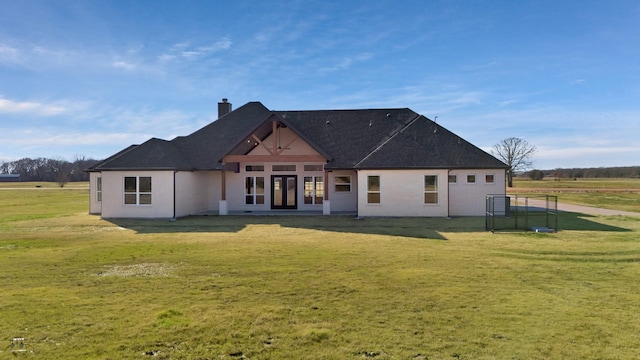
<box><xmin>89</xmin><ymin>171</ymin><xmax>102</xmax><ymax>215</ymax></box>
<box><xmin>327</xmin><ymin>170</ymin><xmax>358</xmax><ymax>213</ymax></box>
<box><xmin>225</xmin><ymin>161</ymin><xmax>326</xmax><ymax>213</ymax></box>
<box><xmin>356</xmin><ymin>169</ymin><xmax>450</xmax><ymax>217</ymax></box>
<box><xmin>174</xmin><ymin>171</ymin><xmax>221</xmax><ymax>217</ymax></box>
<box><xmin>448</xmin><ymin>169</ymin><xmax>506</xmax><ymax>216</ymax></box>
<box><xmin>100</xmin><ymin>171</ymin><xmax>175</xmax><ymax>218</ymax></box>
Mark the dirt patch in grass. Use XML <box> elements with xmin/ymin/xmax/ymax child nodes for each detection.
<box><xmin>96</xmin><ymin>263</ymin><xmax>177</xmax><ymax>277</ymax></box>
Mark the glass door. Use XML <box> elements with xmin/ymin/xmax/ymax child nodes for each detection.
<box><xmin>271</xmin><ymin>175</ymin><xmax>297</xmax><ymax>209</ymax></box>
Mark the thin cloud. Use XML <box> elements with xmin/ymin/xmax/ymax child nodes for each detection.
<box><xmin>0</xmin><ymin>96</ymin><xmax>66</xmax><ymax>116</ymax></box>
<box><xmin>0</xmin><ymin>43</ymin><xmax>19</xmax><ymax>63</ymax></box>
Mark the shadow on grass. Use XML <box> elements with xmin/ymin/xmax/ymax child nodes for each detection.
<box><xmin>105</xmin><ymin>211</ymin><xmax>634</xmax><ymax>239</ymax></box>
<box><xmin>105</xmin><ymin>215</ymin><xmax>493</xmax><ymax>240</ymax></box>
<box><xmin>490</xmin><ymin>211</ymin><xmax>633</xmax><ymax>232</ymax></box>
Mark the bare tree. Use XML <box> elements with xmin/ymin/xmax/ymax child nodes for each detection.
<box><xmin>492</xmin><ymin>137</ymin><xmax>537</xmax><ymax>187</ymax></box>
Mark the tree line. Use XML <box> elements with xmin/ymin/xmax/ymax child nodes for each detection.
<box><xmin>525</xmin><ymin>166</ymin><xmax>640</xmax><ymax>180</ymax></box>
<box><xmin>0</xmin><ymin>156</ymin><xmax>99</xmax><ymax>185</ymax></box>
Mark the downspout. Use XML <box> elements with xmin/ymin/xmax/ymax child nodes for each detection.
<box><xmin>447</xmin><ymin>169</ymin><xmax>451</xmax><ymax>219</ymax></box>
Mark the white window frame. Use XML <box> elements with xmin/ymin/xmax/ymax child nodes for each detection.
<box><xmin>334</xmin><ymin>175</ymin><xmax>352</xmax><ymax>192</ymax></box>
<box><xmin>424</xmin><ymin>175</ymin><xmax>438</xmax><ymax>204</ymax></box>
<box><xmin>485</xmin><ymin>174</ymin><xmax>495</xmax><ymax>184</ymax></box>
<box><xmin>304</xmin><ymin>176</ymin><xmax>324</xmax><ymax>205</ymax></box>
<box><xmin>466</xmin><ymin>174</ymin><xmax>476</xmax><ymax>184</ymax></box>
<box><xmin>367</xmin><ymin>175</ymin><xmax>381</xmax><ymax>204</ymax></box>
<box><xmin>123</xmin><ymin>176</ymin><xmax>152</xmax><ymax>205</ymax></box>
<box><xmin>245</xmin><ymin>176</ymin><xmax>265</xmax><ymax>205</ymax></box>
<box><xmin>96</xmin><ymin>176</ymin><xmax>102</xmax><ymax>202</ymax></box>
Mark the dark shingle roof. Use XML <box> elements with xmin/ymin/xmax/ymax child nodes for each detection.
<box><xmin>90</xmin><ymin>101</ymin><xmax>507</xmax><ymax>171</ymax></box>
<box><xmin>88</xmin><ymin>138</ymin><xmax>193</xmax><ymax>171</ymax></box>
<box><xmin>353</xmin><ymin>116</ymin><xmax>508</xmax><ymax>169</ymax></box>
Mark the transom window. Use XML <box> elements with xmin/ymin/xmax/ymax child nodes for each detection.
<box><xmin>424</xmin><ymin>175</ymin><xmax>438</xmax><ymax>204</ymax></box>
<box><xmin>367</xmin><ymin>175</ymin><xmax>380</xmax><ymax>204</ymax></box>
<box><xmin>335</xmin><ymin>176</ymin><xmax>351</xmax><ymax>192</ymax></box>
<box><xmin>448</xmin><ymin>175</ymin><xmax>457</xmax><ymax>184</ymax></box>
<box><xmin>304</xmin><ymin>164</ymin><xmax>323</xmax><ymax>172</ymax></box>
<box><xmin>485</xmin><ymin>174</ymin><xmax>495</xmax><ymax>183</ymax></box>
<box><xmin>304</xmin><ymin>176</ymin><xmax>324</xmax><ymax>204</ymax></box>
<box><xmin>272</xmin><ymin>164</ymin><xmax>296</xmax><ymax>172</ymax></box>
<box><xmin>245</xmin><ymin>165</ymin><xmax>264</xmax><ymax>172</ymax></box>
<box><xmin>467</xmin><ymin>175</ymin><xmax>476</xmax><ymax>184</ymax></box>
<box><xmin>124</xmin><ymin>176</ymin><xmax>152</xmax><ymax>205</ymax></box>
<box><xmin>245</xmin><ymin>176</ymin><xmax>265</xmax><ymax>205</ymax></box>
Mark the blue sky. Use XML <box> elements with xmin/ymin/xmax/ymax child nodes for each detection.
<box><xmin>1</xmin><ymin>0</ymin><xmax>639</xmax><ymax>170</ymax></box>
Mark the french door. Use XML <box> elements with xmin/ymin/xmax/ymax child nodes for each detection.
<box><xmin>271</xmin><ymin>175</ymin><xmax>297</xmax><ymax>209</ymax></box>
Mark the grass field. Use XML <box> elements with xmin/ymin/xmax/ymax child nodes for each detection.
<box><xmin>1</xmin><ymin>183</ymin><xmax>640</xmax><ymax>359</ymax></box>
<box><xmin>511</xmin><ymin>178</ymin><xmax>640</xmax><ymax>213</ymax></box>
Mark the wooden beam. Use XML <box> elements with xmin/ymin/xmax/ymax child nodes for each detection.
<box><xmin>223</xmin><ymin>154</ymin><xmax>327</xmax><ymax>163</ymax></box>
<box><xmin>252</xmin><ymin>134</ymin><xmax>274</xmax><ymax>155</ymax></box>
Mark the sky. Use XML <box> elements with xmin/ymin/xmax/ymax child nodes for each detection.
<box><xmin>1</xmin><ymin>0</ymin><xmax>639</xmax><ymax>170</ymax></box>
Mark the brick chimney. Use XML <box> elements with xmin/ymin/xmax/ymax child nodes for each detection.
<box><xmin>218</xmin><ymin>98</ymin><xmax>232</xmax><ymax>118</ymax></box>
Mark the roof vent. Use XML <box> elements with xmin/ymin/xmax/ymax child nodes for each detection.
<box><xmin>218</xmin><ymin>98</ymin><xmax>232</xmax><ymax>118</ymax></box>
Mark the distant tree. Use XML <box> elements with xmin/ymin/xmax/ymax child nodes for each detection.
<box><xmin>527</xmin><ymin>169</ymin><xmax>545</xmax><ymax>181</ymax></box>
<box><xmin>492</xmin><ymin>137</ymin><xmax>537</xmax><ymax>187</ymax></box>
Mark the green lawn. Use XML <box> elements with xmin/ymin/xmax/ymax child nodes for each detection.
<box><xmin>1</xmin><ymin>184</ymin><xmax>640</xmax><ymax>359</ymax></box>
<box><xmin>511</xmin><ymin>178</ymin><xmax>640</xmax><ymax>213</ymax></box>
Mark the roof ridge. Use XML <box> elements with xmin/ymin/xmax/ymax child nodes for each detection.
<box><xmin>353</xmin><ymin>114</ymin><xmax>423</xmax><ymax>168</ymax></box>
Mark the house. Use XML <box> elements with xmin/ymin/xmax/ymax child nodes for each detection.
<box><xmin>0</xmin><ymin>174</ymin><xmax>21</xmax><ymax>182</ymax></box>
<box><xmin>87</xmin><ymin>99</ymin><xmax>507</xmax><ymax>218</ymax></box>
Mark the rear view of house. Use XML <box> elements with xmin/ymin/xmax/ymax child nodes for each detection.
<box><xmin>87</xmin><ymin>99</ymin><xmax>507</xmax><ymax>218</ymax></box>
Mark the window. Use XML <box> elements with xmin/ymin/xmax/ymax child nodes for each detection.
<box><xmin>304</xmin><ymin>176</ymin><xmax>324</xmax><ymax>204</ymax></box>
<box><xmin>467</xmin><ymin>175</ymin><xmax>476</xmax><ymax>184</ymax></box>
<box><xmin>245</xmin><ymin>165</ymin><xmax>264</xmax><ymax>172</ymax></box>
<box><xmin>448</xmin><ymin>174</ymin><xmax>457</xmax><ymax>184</ymax></box>
<box><xmin>304</xmin><ymin>164</ymin><xmax>323</xmax><ymax>172</ymax></box>
<box><xmin>335</xmin><ymin>176</ymin><xmax>351</xmax><ymax>192</ymax></box>
<box><xmin>485</xmin><ymin>174</ymin><xmax>495</xmax><ymax>184</ymax></box>
<box><xmin>424</xmin><ymin>175</ymin><xmax>438</xmax><ymax>204</ymax></box>
<box><xmin>367</xmin><ymin>175</ymin><xmax>380</xmax><ymax>204</ymax></box>
<box><xmin>272</xmin><ymin>164</ymin><xmax>296</xmax><ymax>172</ymax></box>
<box><xmin>124</xmin><ymin>176</ymin><xmax>152</xmax><ymax>205</ymax></box>
<box><xmin>245</xmin><ymin>176</ymin><xmax>265</xmax><ymax>205</ymax></box>
<box><xmin>97</xmin><ymin>176</ymin><xmax>102</xmax><ymax>202</ymax></box>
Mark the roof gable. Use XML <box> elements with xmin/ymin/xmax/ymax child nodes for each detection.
<box><xmin>354</xmin><ymin>116</ymin><xmax>508</xmax><ymax>169</ymax></box>
<box><xmin>275</xmin><ymin>108</ymin><xmax>420</xmax><ymax>169</ymax></box>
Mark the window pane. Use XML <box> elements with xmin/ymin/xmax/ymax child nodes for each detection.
<box><xmin>139</xmin><ymin>194</ymin><xmax>152</xmax><ymax>204</ymax></box>
<box><xmin>486</xmin><ymin>175</ymin><xmax>494</xmax><ymax>183</ymax></box>
<box><xmin>124</xmin><ymin>193</ymin><xmax>137</xmax><ymax>204</ymax></box>
<box><xmin>245</xmin><ymin>165</ymin><xmax>264</xmax><ymax>172</ymax></box>
<box><xmin>367</xmin><ymin>176</ymin><xmax>380</xmax><ymax>191</ymax></box>
<box><xmin>367</xmin><ymin>193</ymin><xmax>380</xmax><ymax>204</ymax></box>
<box><xmin>97</xmin><ymin>177</ymin><xmax>102</xmax><ymax>191</ymax></box>
<box><xmin>304</xmin><ymin>177</ymin><xmax>313</xmax><ymax>204</ymax></box>
<box><xmin>448</xmin><ymin>175</ymin><xmax>457</xmax><ymax>183</ymax></box>
<box><xmin>139</xmin><ymin>177</ymin><xmax>152</xmax><ymax>192</ymax></box>
<box><xmin>124</xmin><ymin>177</ymin><xmax>137</xmax><ymax>192</ymax></box>
<box><xmin>467</xmin><ymin>175</ymin><xmax>476</xmax><ymax>183</ymax></box>
<box><xmin>424</xmin><ymin>176</ymin><xmax>437</xmax><ymax>191</ymax></box>
<box><xmin>272</xmin><ymin>164</ymin><xmax>296</xmax><ymax>172</ymax></box>
<box><xmin>97</xmin><ymin>192</ymin><xmax>102</xmax><ymax>202</ymax></box>
<box><xmin>315</xmin><ymin>177</ymin><xmax>324</xmax><ymax>198</ymax></box>
<box><xmin>335</xmin><ymin>184</ymin><xmax>351</xmax><ymax>192</ymax></box>
<box><xmin>245</xmin><ymin>177</ymin><xmax>254</xmax><ymax>195</ymax></box>
<box><xmin>335</xmin><ymin>176</ymin><xmax>350</xmax><ymax>184</ymax></box>
<box><xmin>304</xmin><ymin>164</ymin><xmax>323</xmax><ymax>171</ymax></box>
<box><xmin>424</xmin><ymin>193</ymin><xmax>438</xmax><ymax>204</ymax></box>
<box><xmin>256</xmin><ymin>177</ymin><xmax>265</xmax><ymax>194</ymax></box>
<box><xmin>256</xmin><ymin>195</ymin><xmax>264</xmax><ymax>205</ymax></box>
<box><xmin>245</xmin><ymin>195</ymin><xmax>254</xmax><ymax>204</ymax></box>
